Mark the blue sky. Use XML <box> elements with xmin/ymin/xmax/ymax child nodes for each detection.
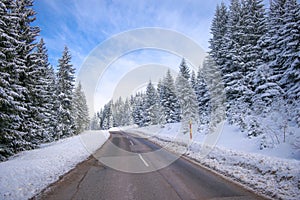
<box><xmin>33</xmin><ymin>0</ymin><xmax>231</xmax><ymax>71</ymax></box>
<box><xmin>33</xmin><ymin>0</ymin><xmax>271</xmax><ymax>112</ymax></box>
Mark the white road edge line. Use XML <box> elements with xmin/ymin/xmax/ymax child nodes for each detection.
<box><xmin>138</xmin><ymin>154</ymin><xmax>149</xmax><ymax>167</ymax></box>
<box><xmin>129</xmin><ymin>140</ymin><xmax>134</xmax><ymax>146</ymax></box>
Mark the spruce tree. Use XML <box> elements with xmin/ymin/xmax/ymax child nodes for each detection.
<box><xmin>179</xmin><ymin>58</ymin><xmax>190</xmax><ymax>80</ymax></box>
<box><xmin>209</xmin><ymin>2</ymin><xmax>228</xmax><ymax>69</ymax></box>
<box><xmin>0</xmin><ymin>0</ymin><xmax>27</xmax><ymax>159</ymax></box>
<box><xmin>279</xmin><ymin>0</ymin><xmax>300</xmax><ymax>99</ymax></box>
<box><xmin>73</xmin><ymin>82</ymin><xmax>90</xmax><ymax>134</ymax></box>
<box><xmin>175</xmin><ymin>72</ymin><xmax>198</xmax><ymax>134</ymax></box>
<box><xmin>194</xmin><ymin>66</ymin><xmax>210</xmax><ymax>124</ymax></box>
<box><xmin>222</xmin><ymin>0</ymin><xmax>243</xmax><ymax>104</ymax></box>
<box><xmin>202</xmin><ymin>57</ymin><xmax>225</xmax><ymax>130</ymax></box>
<box><xmin>160</xmin><ymin>70</ymin><xmax>181</xmax><ymax>123</ymax></box>
<box><xmin>143</xmin><ymin>81</ymin><xmax>160</xmax><ymax>126</ymax></box>
<box><xmin>57</xmin><ymin>46</ymin><xmax>76</xmax><ymax>137</ymax></box>
<box><xmin>131</xmin><ymin>93</ymin><xmax>145</xmax><ymax>127</ymax></box>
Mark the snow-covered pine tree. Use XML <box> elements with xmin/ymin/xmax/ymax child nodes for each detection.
<box><xmin>131</xmin><ymin>92</ymin><xmax>145</xmax><ymax>127</ymax></box>
<box><xmin>97</xmin><ymin>109</ymin><xmax>104</xmax><ymax>129</ymax></box>
<box><xmin>44</xmin><ymin>65</ymin><xmax>59</xmax><ymax>140</ymax></box>
<box><xmin>122</xmin><ymin>98</ymin><xmax>133</xmax><ymax>126</ymax></box>
<box><xmin>175</xmin><ymin>65</ymin><xmax>198</xmax><ymax>134</ymax></box>
<box><xmin>0</xmin><ymin>0</ymin><xmax>45</xmax><ymax>159</ymax></box>
<box><xmin>259</xmin><ymin>0</ymin><xmax>287</xmax><ymax>86</ymax></box>
<box><xmin>112</xmin><ymin>97</ymin><xmax>123</xmax><ymax>127</ymax></box>
<box><xmin>27</xmin><ymin>38</ymin><xmax>59</xmax><ymax>143</ymax></box>
<box><xmin>252</xmin><ymin>64</ymin><xmax>284</xmax><ymax>115</ymax></box>
<box><xmin>202</xmin><ymin>57</ymin><xmax>226</xmax><ymax>132</ymax></box>
<box><xmin>194</xmin><ymin>66</ymin><xmax>210</xmax><ymax>124</ymax></box>
<box><xmin>143</xmin><ymin>80</ymin><xmax>160</xmax><ymax>126</ymax></box>
<box><xmin>90</xmin><ymin>114</ymin><xmax>100</xmax><ymax>130</ymax></box>
<box><xmin>0</xmin><ymin>0</ymin><xmax>28</xmax><ymax>159</ymax></box>
<box><xmin>160</xmin><ymin>70</ymin><xmax>181</xmax><ymax>123</ymax></box>
<box><xmin>279</xmin><ymin>0</ymin><xmax>300</xmax><ymax>100</ymax></box>
<box><xmin>101</xmin><ymin>100</ymin><xmax>114</xmax><ymax>130</ymax></box>
<box><xmin>209</xmin><ymin>2</ymin><xmax>228</xmax><ymax>70</ymax></box>
<box><xmin>190</xmin><ymin>70</ymin><xmax>196</xmax><ymax>90</ymax></box>
<box><xmin>57</xmin><ymin>46</ymin><xmax>76</xmax><ymax>137</ymax></box>
<box><xmin>13</xmin><ymin>0</ymin><xmax>41</xmax><ymax>146</ymax></box>
<box><xmin>179</xmin><ymin>58</ymin><xmax>190</xmax><ymax>80</ymax></box>
<box><xmin>239</xmin><ymin>0</ymin><xmax>266</xmax><ymax>105</ymax></box>
<box><xmin>222</xmin><ymin>0</ymin><xmax>243</xmax><ymax>106</ymax></box>
<box><xmin>73</xmin><ymin>82</ymin><xmax>90</xmax><ymax>134</ymax></box>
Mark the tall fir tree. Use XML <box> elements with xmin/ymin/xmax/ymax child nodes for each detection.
<box><xmin>131</xmin><ymin>92</ymin><xmax>145</xmax><ymax>127</ymax></box>
<box><xmin>57</xmin><ymin>46</ymin><xmax>76</xmax><ymax>137</ymax></box>
<box><xmin>239</xmin><ymin>0</ymin><xmax>266</xmax><ymax>105</ymax></box>
<box><xmin>176</xmin><ymin>66</ymin><xmax>198</xmax><ymax>134</ymax></box>
<box><xmin>27</xmin><ymin>38</ymin><xmax>59</xmax><ymax>143</ymax></box>
<box><xmin>194</xmin><ymin>66</ymin><xmax>210</xmax><ymax>124</ymax></box>
<box><xmin>0</xmin><ymin>0</ymin><xmax>42</xmax><ymax>159</ymax></box>
<box><xmin>73</xmin><ymin>82</ymin><xmax>90</xmax><ymax>134</ymax></box>
<box><xmin>222</xmin><ymin>0</ymin><xmax>243</xmax><ymax>105</ymax></box>
<box><xmin>143</xmin><ymin>81</ymin><xmax>160</xmax><ymax>126</ymax></box>
<box><xmin>202</xmin><ymin>57</ymin><xmax>226</xmax><ymax>131</ymax></box>
<box><xmin>159</xmin><ymin>70</ymin><xmax>181</xmax><ymax>123</ymax></box>
<box><xmin>0</xmin><ymin>0</ymin><xmax>26</xmax><ymax>159</ymax></box>
<box><xmin>279</xmin><ymin>0</ymin><xmax>300</xmax><ymax>99</ymax></box>
<box><xmin>179</xmin><ymin>58</ymin><xmax>190</xmax><ymax>80</ymax></box>
<box><xmin>209</xmin><ymin>2</ymin><xmax>228</xmax><ymax>70</ymax></box>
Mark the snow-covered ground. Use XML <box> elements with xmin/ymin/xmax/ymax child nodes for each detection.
<box><xmin>0</xmin><ymin>131</ymin><xmax>110</xmax><ymax>200</ymax></box>
<box><xmin>125</xmin><ymin>122</ymin><xmax>300</xmax><ymax>200</ymax></box>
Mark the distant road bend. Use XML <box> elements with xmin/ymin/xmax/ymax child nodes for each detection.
<box><xmin>35</xmin><ymin>131</ymin><xmax>268</xmax><ymax>200</ymax></box>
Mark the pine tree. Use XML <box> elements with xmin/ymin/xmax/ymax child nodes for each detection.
<box><xmin>73</xmin><ymin>82</ymin><xmax>90</xmax><ymax>134</ymax></box>
<box><xmin>143</xmin><ymin>81</ymin><xmax>160</xmax><ymax>126</ymax></box>
<box><xmin>101</xmin><ymin>100</ymin><xmax>113</xmax><ymax>129</ymax></box>
<box><xmin>179</xmin><ymin>58</ymin><xmax>190</xmax><ymax>80</ymax></box>
<box><xmin>222</xmin><ymin>0</ymin><xmax>243</xmax><ymax>105</ymax></box>
<box><xmin>44</xmin><ymin>65</ymin><xmax>59</xmax><ymax>140</ymax></box>
<box><xmin>190</xmin><ymin>70</ymin><xmax>196</xmax><ymax>90</ymax></box>
<box><xmin>194</xmin><ymin>66</ymin><xmax>210</xmax><ymax>124</ymax></box>
<box><xmin>239</xmin><ymin>0</ymin><xmax>266</xmax><ymax>104</ymax></box>
<box><xmin>26</xmin><ymin>39</ymin><xmax>58</xmax><ymax>143</ymax></box>
<box><xmin>112</xmin><ymin>97</ymin><xmax>123</xmax><ymax>127</ymax></box>
<box><xmin>279</xmin><ymin>0</ymin><xmax>300</xmax><ymax>99</ymax></box>
<box><xmin>202</xmin><ymin>57</ymin><xmax>226</xmax><ymax>131</ymax></box>
<box><xmin>0</xmin><ymin>0</ymin><xmax>27</xmax><ymax>159</ymax></box>
<box><xmin>90</xmin><ymin>114</ymin><xmax>100</xmax><ymax>130</ymax></box>
<box><xmin>209</xmin><ymin>2</ymin><xmax>228</xmax><ymax>69</ymax></box>
<box><xmin>57</xmin><ymin>46</ymin><xmax>76</xmax><ymax>137</ymax></box>
<box><xmin>131</xmin><ymin>93</ymin><xmax>145</xmax><ymax>127</ymax></box>
<box><xmin>122</xmin><ymin>98</ymin><xmax>133</xmax><ymax>126</ymax></box>
<box><xmin>252</xmin><ymin>64</ymin><xmax>284</xmax><ymax>114</ymax></box>
<box><xmin>175</xmin><ymin>73</ymin><xmax>198</xmax><ymax>134</ymax></box>
<box><xmin>159</xmin><ymin>70</ymin><xmax>181</xmax><ymax>123</ymax></box>
<box><xmin>0</xmin><ymin>0</ymin><xmax>43</xmax><ymax>159</ymax></box>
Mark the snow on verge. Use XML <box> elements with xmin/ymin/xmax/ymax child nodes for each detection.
<box><xmin>0</xmin><ymin>131</ymin><xmax>110</xmax><ymax>200</ymax></box>
<box><xmin>126</xmin><ymin>124</ymin><xmax>300</xmax><ymax>200</ymax></box>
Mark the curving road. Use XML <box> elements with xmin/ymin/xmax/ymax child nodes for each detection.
<box><xmin>34</xmin><ymin>131</ymin><xmax>268</xmax><ymax>200</ymax></box>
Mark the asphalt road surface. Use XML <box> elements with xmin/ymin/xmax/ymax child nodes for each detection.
<box><xmin>34</xmin><ymin>131</ymin><xmax>268</xmax><ymax>200</ymax></box>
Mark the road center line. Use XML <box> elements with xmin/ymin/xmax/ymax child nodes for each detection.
<box><xmin>138</xmin><ymin>154</ymin><xmax>149</xmax><ymax>167</ymax></box>
<box><xmin>129</xmin><ymin>140</ymin><xmax>134</xmax><ymax>146</ymax></box>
